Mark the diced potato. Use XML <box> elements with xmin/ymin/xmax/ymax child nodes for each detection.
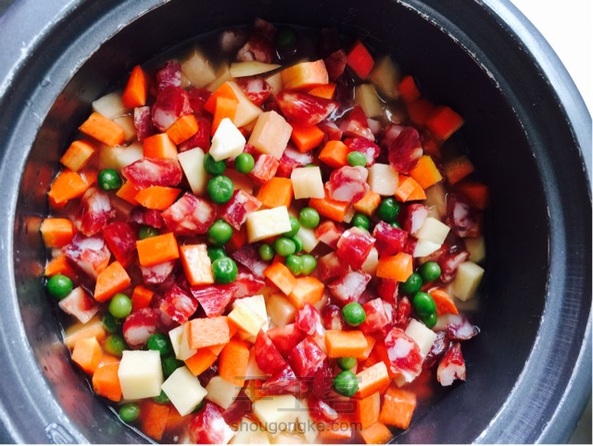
<box><xmin>270</xmin><ymin>432</ymin><xmax>305</xmax><ymax>444</ymax></box>
<box><xmin>244</xmin><ymin>347</ymin><xmax>267</xmax><ymax>379</ymax></box>
<box><xmin>161</xmin><ymin>366</ymin><xmax>207</xmax><ymax>416</ymax></box>
<box><xmin>465</xmin><ymin>236</ymin><xmax>486</xmax><ymax>263</ymax></box>
<box><xmin>230</xmin><ymin>417</ymin><xmax>271</xmax><ymax>444</ymax></box>
<box><xmin>246</xmin><ymin>206</ymin><xmax>292</xmax><ymax>243</ymax></box>
<box><xmin>296</xmin><ymin>226</ymin><xmax>319</xmax><ymax>253</ymax></box>
<box><xmin>205</xmin><ymin>376</ymin><xmax>242</xmax><ymax>410</ymax></box>
<box><xmin>118</xmin><ymin>350</ymin><xmax>163</xmax><ymax>400</ymax></box>
<box><xmin>355</xmin><ymin>83</ymin><xmax>384</xmax><ymax>118</ymax></box>
<box><xmin>209</xmin><ymin>118</ymin><xmax>247</xmax><ymax>161</ymax></box>
<box><xmin>177</xmin><ymin>147</ymin><xmax>208</xmax><ymax>195</ymax></box>
<box><xmin>424</xmin><ymin>182</ymin><xmax>447</xmax><ymax>218</ymax></box>
<box><xmin>404</xmin><ymin>318</ymin><xmax>437</xmax><ymax>358</ymax></box>
<box><xmin>413</xmin><ymin>239</ymin><xmax>441</xmax><ymax>258</ymax></box>
<box><xmin>291</xmin><ymin>166</ymin><xmax>325</xmax><ymax>199</ymax></box>
<box><xmin>230</xmin><ymin>61</ymin><xmax>281</xmax><ymax>78</ymax></box>
<box><xmin>252</xmin><ymin>394</ymin><xmax>302</xmax><ymax>435</ymax></box>
<box><xmin>367</xmin><ymin>163</ymin><xmax>399</xmax><ymax>196</ymax></box>
<box><xmin>207</xmin><ymin>63</ymin><xmax>233</xmax><ymax>92</ymax></box>
<box><xmin>264</xmin><ymin>72</ymin><xmax>283</xmax><ymax>95</ymax></box>
<box><xmin>267</xmin><ymin>293</ymin><xmax>296</xmax><ymax>327</ymax></box>
<box><xmin>112</xmin><ymin>115</ymin><xmax>137</xmax><ymax>142</ymax></box>
<box><xmin>226</xmin><ymin>81</ymin><xmax>263</xmax><ymax>128</ymax></box>
<box><xmin>169</xmin><ymin>323</ymin><xmax>197</xmax><ymax>361</ymax></box>
<box><xmin>361</xmin><ymin>246</ymin><xmax>379</xmax><ymax>275</ymax></box>
<box><xmin>369</xmin><ymin>54</ymin><xmax>400</xmax><ymax>99</ymax></box>
<box><xmin>297</xmin><ymin>402</ymin><xmax>319</xmax><ymax>444</ymax></box>
<box><xmin>98</xmin><ymin>141</ymin><xmax>143</xmax><ymax>171</ymax></box>
<box><xmin>181</xmin><ymin>49</ymin><xmax>217</xmax><ymax>88</ymax></box>
<box><xmin>247</xmin><ymin>111</ymin><xmax>293</xmax><ymax>159</ymax></box>
<box><xmin>63</xmin><ymin>315</ymin><xmax>106</xmax><ymax>349</ymax></box>
<box><xmin>228</xmin><ymin>295</ymin><xmax>268</xmax><ymax>337</ymax></box>
<box><xmin>92</xmin><ymin>91</ymin><xmax>126</xmax><ymax>118</ymax></box>
<box><xmin>451</xmin><ymin>261</ymin><xmax>485</xmax><ymax>301</ymax></box>
<box><xmin>414</xmin><ymin>217</ymin><xmax>450</xmax><ymax>244</ymax></box>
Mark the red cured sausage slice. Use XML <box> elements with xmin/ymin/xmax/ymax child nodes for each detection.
<box><xmin>76</xmin><ymin>187</ymin><xmax>115</xmax><ymax>237</ymax></box>
<box><xmin>326</xmin><ymin>165</ymin><xmax>369</xmax><ymax>203</ymax></box>
<box><xmin>161</xmin><ymin>193</ymin><xmax>217</xmax><ymax>236</ymax></box>
<box><xmin>122</xmin><ymin>157</ymin><xmax>183</xmax><ymax>188</ymax></box>
<box><xmin>254</xmin><ymin>329</ymin><xmax>287</xmax><ymax>375</ymax></box>
<box><xmin>122</xmin><ymin>307</ymin><xmax>160</xmax><ymax>348</ymax></box>
<box><xmin>437</xmin><ymin>342</ymin><xmax>466</xmax><ymax>386</ymax></box>
<box><xmin>384</xmin><ymin>326</ymin><xmax>423</xmax><ymax>383</ymax></box>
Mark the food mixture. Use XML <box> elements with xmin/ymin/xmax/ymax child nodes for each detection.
<box><xmin>41</xmin><ymin>19</ymin><xmax>486</xmax><ymax>444</ymax></box>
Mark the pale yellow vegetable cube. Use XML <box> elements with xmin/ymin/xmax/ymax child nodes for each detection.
<box><xmin>118</xmin><ymin>350</ymin><xmax>163</xmax><ymax>400</ymax></box>
<box><xmin>209</xmin><ymin>117</ymin><xmax>247</xmax><ymax>161</ymax></box>
<box><xmin>361</xmin><ymin>246</ymin><xmax>379</xmax><ymax>275</ymax></box>
<box><xmin>404</xmin><ymin>318</ymin><xmax>437</xmax><ymax>358</ymax></box>
<box><xmin>424</xmin><ymin>182</ymin><xmax>447</xmax><ymax>219</ymax></box>
<box><xmin>369</xmin><ymin>55</ymin><xmax>401</xmax><ymax>99</ymax></box>
<box><xmin>413</xmin><ymin>239</ymin><xmax>441</xmax><ymax>258</ymax></box>
<box><xmin>205</xmin><ymin>376</ymin><xmax>242</xmax><ymax>410</ymax></box>
<box><xmin>113</xmin><ymin>115</ymin><xmax>137</xmax><ymax>142</ymax></box>
<box><xmin>161</xmin><ymin>366</ymin><xmax>207</xmax><ymax>416</ymax></box>
<box><xmin>414</xmin><ymin>216</ymin><xmax>451</xmax><ymax>244</ymax></box>
<box><xmin>228</xmin><ymin>295</ymin><xmax>268</xmax><ymax>337</ymax></box>
<box><xmin>226</xmin><ymin>81</ymin><xmax>263</xmax><ymax>128</ymax></box>
<box><xmin>246</xmin><ymin>206</ymin><xmax>292</xmax><ymax>243</ymax></box>
<box><xmin>177</xmin><ymin>147</ymin><xmax>208</xmax><ymax>195</ymax></box>
<box><xmin>465</xmin><ymin>236</ymin><xmax>486</xmax><ymax>263</ymax></box>
<box><xmin>451</xmin><ymin>261</ymin><xmax>485</xmax><ymax>301</ymax></box>
<box><xmin>296</xmin><ymin>226</ymin><xmax>319</xmax><ymax>253</ymax></box>
<box><xmin>98</xmin><ymin>142</ymin><xmax>143</xmax><ymax>171</ymax></box>
<box><xmin>247</xmin><ymin>111</ymin><xmax>293</xmax><ymax>159</ymax></box>
<box><xmin>230</xmin><ymin>61</ymin><xmax>281</xmax><ymax>78</ymax></box>
<box><xmin>181</xmin><ymin>49</ymin><xmax>217</xmax><ymax>88</ymax></box>
<box><xmin>367</xmin><ymin>163</ymin><xmax>399</xmax><ymax>196</ymax></box>
<box><xmin>355</xmin><ymin>83</ymin><xmax>384</xmax><ymax>118</ymax></box>
<box><xmin>230</xmin><ymin>417</ymin><xmax>271</xmax><ymax>444</ymax></box>
<box><xmin>92</xmin><ymin>91</ymin><xmax>126</xmax><ymax>118</ymax></box>
<box><xmin>291</xmin><ymin>166</ymin><xmax>325</xmax><ymax>199</ymax></box>
<box><xmin>169</xmin><ymin>323</ymin><xmax>197</xmax><ymax>361</ymax></box>
<box><xmin>252</xmin><ymin>394</ymin><xmax>301</xmax><ymax>435</ymax></box>
<box><xmin>267</xmin><ymin>293</ymin><xmax>296</xmax><ymax>327</ymax></box>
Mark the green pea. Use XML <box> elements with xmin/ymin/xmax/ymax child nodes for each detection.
<box><xmin>400</xmin><ymin>272</ymin><xmax>423</xmax><ymax>295</ymax></box>
<box><xmin>284</xmin><ymin>216</ymin><xmax>301</xmax><ymax>238</ymax></box>
<box><xmin>351</xmin><ymin>212</ymin><xmax>370</xmax><ymax>230</ymax></box>
<box><xmin>212</xmin><ymin>257</ymin><xmax>238</xmax><ymax>284</ymax></box>
<box><xmin>46</xmin><ymin>274</ymin><xmax>73</xmax><ymax>300</ymax></box>
<box><xmin>147</xmin><ymin>333</ymin><xmax>172</xmax><ymax>357</ymax></box>
<box><xmin>207</xmin><ymin>175</ymin><xmax>234</xmax><ymax>204</ymax></box>
<box><xmin>274</xmin><ymin>237</ymin><xmax>296</xmax><ymax>257</ymax></box>
<box><xmin>119</xmin><ymin>403</ymin><xmax>140</xmax><ymax>423</ymax></box>
<box><xmin>108</xmin><ymin>293</ymin><xmax>132</xmax><ymax>319</ymax></box>
<box><xmin>103</xmin><ymin>334</ymin><xmax>127</xmax><ymax>357</ymax></box>
<box><xmin>377</xmin><ymin>197</ymin><xmax>401</xmax><ymax>223</ymax></box>
<box><xmin>337</xmin><ymin>356</ymin><xmax>357</xmax><ymax>370</ymax></box>
<box><xmin>299</xmin><ymin>207</ymin><xmax>320</xmax><ymax>229</ymax></box>
<box><xmin>102</xmin><ymin>312</ymin><xmax>121</xmax><ymax>334</ymax></box>
<box><xmin>419</xmin><ymin>261</ymin><xmax>441</xmax><ymax>283</ymax></box>
<box><xmin>97</xmin><ymin>168</ymin><xmax>122</xmax><ymax>191</ymax></box>
<box><xmin>412</xmin><ymin>291</ymin><xmax>437</xmax><ymax>317</ymax></box>
<box><xmin>346</xmin><ymin>151</ymin><xmax>367</xmax><ymax>167</ymax></box>
<box><xmin>333</xmin><ymin>370</ymin><xmax>359</xmax><ymax>397</ymax></box>
<box><xmin>258</xmin><ymin>243</ymin><xmax>275</xmax><ymax>261</ymax></box>
<box><xmin>208</xmin><ymin>219</ymin><xmax>234</xmax><ymax>246</ymax></box>
<box><xmin>138</xmin><ymin>225</ymin><xmax>159</xmax><ymax>239</ymax></box>
<box><xmin>342</xmin><ymin>302</ymin><xmax>366</xmax><ymax>327</ymax></box>
<box><xmin>153</xmin><ymin>390</ymin><xmax>170</xmax><ymax>404</ymax></box>
<box><xmin>162</xmin><ymin>355</ymin><xmax>184</xmax><ymax>378</ymax></box>
<box><xmin>234</xmin><ymin>152</ymin><xmax>255</xmax><ymax>174</ymax></box>
<box><xmin>204</xmin><ymin>153</ymin><xmax>226</xmax><ymax>175</ymax></box>
<box><xmin>300</xmin><ymin>254</ymin><xmax>317</xmax><ymax>275</ymax></box>
<box><xmin>207</xmin><ymin>246</ymin><xmax>227</xmax><ymax>262</ymax></box>
<box><xmin>421</xmin><ymin>312</ymin><xmax>438</xmax><ymax>329</ymax></box>
<box><xmin>291</xmin><ymin>235</ymin><xmax>303</xmax><ymax>253</ymax></box>
<box><xmin>285</xmin><ymin>255</ymin><xmax>304</xmax><ymax>275</ymax></box>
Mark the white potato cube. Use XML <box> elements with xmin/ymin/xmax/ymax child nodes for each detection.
<box><xmin>228</xmin><ymin>295</ymin><xmax>268</xmax><ymax>337</ymax></box>
<box><xmin>181</xmin><ymin>49</ymin><xmax>217</xmax><ymax>88</ymax></box>
<box><xmin>169</xmin><ymin>323</ymin><xmax>197</xmax><ymax>361</ymax></box>
<box><xmin>92</xmin><ymin>91</ymin><xmax>126</xmax><ymax>118</ymax></box>
<box><xmin>413</xmin><ymin>239</ymin><xmax>441</xmax><ymax>258</ymax></box>
<box><xmin>245</xmin><ymin>347</ymin><xmax>268</xmax><ymax>379</ymax></box>
<box><xmin>230</xmin><ymin>61</ymin><xmax>281</xmax><ymax>78</ymax></box>
<box><xmin>414</xmin><ymin>217</ymin><xmax>451</xmax><ymax>244</ymax></box>
<box><xmin>296</xmin><ymin>226</ymin><xmax>319</xmax><ymax>253</ymax></box>
<box><xmin>205</xmin><ymin>376</ymin><xmax>241</xmax><ymax>410</ymax></box>
<box><xmin>247</xmin><ymin>111</ymin><xmax>293</xmax><ymax>159</ymax></box>
<box><xmin>177</xmin><ymin>147</ymin><xmax>208</xmax><ymax>195</ymax></box>
<box><xmin>264</xmin><ymin>72</ymin><xmax>283</xmax><ymax>95</ymax></box>
<box><xmin>270</xmin><ymin>433</ymin><xmax>305</xmax><ymax>444</ymax></box>
<box><xmin>230</xmin><ymin>417</ymin><xmax>271</xmax><ymax>444</ymax></box>
<box><xmin>369</xmin><ymin>54</ymin><xmax>400</xmax><ymax>99</ymax></box>
<box><xmin>118</xmin><ymin>350</ymin><xmax>163</xmax><ymax>400</ymax></box>
<box><xmin>361</xmin><ymin>246</ymin><xmax>379</xmax><ymax>275</ymax></box>
<box><xmin>252</xmin><ymin>394</ymin><xmax>302</xmax><ymax>436</ymax></box>
<box><xmin>113</xmin><ymin>115</ymin><xmax>137</xmax><ymax>142</ymax></box>
<box><xmin>296</xmin><ymin>402</ymin><xmax>319</xmax><ymax>444</ymax></box>
<box><xmin>355</xmin><ymin>83</ymin><xmax>383</xmax><ymax>118</ymax></box>
<box><xmin>367</xmin><ymin>163</ymin><xmax>399</xmax><ymax>196</ymax></box>
<box><xmin>291</xmin><ymin>166</ymin><xmax>325</xmax><ymax>199</ymax></box>
<box><xmin>161</xmin><ymin>366</ymin><xmax>207</xmax><ymax>416</ymax></box>
<box><xmin>465</xmin><ymin>236</ymin><xmax>486</xmax><ymax>263</ymax></box>
<box><xmin>267</xmin><ymin>293</ymin><xmax>296</xmax><ymax>327</ymax></box>
<box><xmin>98</xmin><ymin>142</ymin><xmax>143</xmax><ymax>171</ymax></box>
<box><xmin>451</xmin><ymin>261</ymin><xmax>485</xmax><ymax>301</ymax></box>
<box><xmin>424</xmin><ymin>183</ymin><xmax>447</xmax><ymax>219</ymax></box>
<box><xmin>209</xmin><ymin>118</ymin><xmax>247</xmax><ymax>161</ymax></box>
<box><xmin>404</xmin><ymin>318</ymin><xmax>437</xmax><ymax>358</ymax></box>
<box><xmin>227</xmin><ymin>81</ymin><xmax>263</xmax><ymax>128</ymax></box>
<box><xmin>246</xmin><ymin>206</ymin><xmax>292</xmax><ymax>243</ymax></box>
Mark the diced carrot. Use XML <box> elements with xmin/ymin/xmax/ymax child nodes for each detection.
<box><xmin>44</xmin><ymin>254</ymin><xmax>77</xmax><ymax>280</ymax></box>
<box><xmin>355</xmin><ymin>361</ymin><xmax>390</xmax><ymax>400</ymax></box>
<box><xmin>115</xmin><ymin>180</ymin><xmax>141</xmax><ymax>206</ymax></box>
<box><xmin>395</xmin><ymin>175</ymin><xmax>426</xmax><ymax>202</ymax></box>
<box><xmin>353</xmin><ymin>190</ymin><xmax>381</xmax><ymax>216</ymax></box>
<box><xmin>64</xmin><ymin>316</ymin><xmax>107</xmax><ymax>349</ymax></box>
<box><xmin>376</xmin><ymin>252</ymin><xmax>413</xmax><ymax>282</ymax></box>
<box><xmin>71</xmin><ymin>336</ymin><xmax>103</xmax><ymax>374</ymax></box>
<box><xmin>288</xmin><ymin>276</ymin><xmax>324</xmax><ymax>308</ymax></box>
<box><xmin>204</xmin><ymin>81</ymin><xmax>237</xmax><ymax>114</ymax></box>
<box><xmin>456</xmin><ymin>180</ymin><xmax>489</xmax><ymax>210</ymax></box>
<box><xmin>443</xmin><ymin>155</ymin><xmax>475</xmax><ymax>185</ymax></box>
<box><xmin>187</xmin><ymin>316</ymin><xmax>230</xmax><ymax>350</ymax></box>
<box><xmin>324</xmin><ymin>330</ymin><xmax>369</xmax><ymax>358</ymax></box>
<box><xmin>92</xmin><ymin>362</ymin><xmax>122</xmax><ymax>402</ymax></box>
<box><xmin>359</xmin><ymin>421</ymin><xmax>394</xmax><ymax>444</ymax></box>
<box><xmin>93</xmin><ymin>261</ymin><xmax>132</xmax><ymax>303</ymax></box>
<box><xmin>40</xmin><ymin>217</ymin><xmax>74</xmax><ymax>248</ymax></box>
<box><xmin>290</xmin><ymin>123</ymin><xmax>325</xmax><ymax>152</ymax></box>
<box><xmin>60</xmin><ymin>140</ymin><xmax>97</xmax><ymax>171</ymax></box>
<box><xmin>409</xmin><ymin>155</ymin><xmax>443</xmax><ymax>189</ymax></box>
<box><xmin>422</xmin><ymin>137</ymin><xmax>442</xmax><ymax>158</ymax></box>
<box><xmin>136</xmin><ymin>232</ymin><xmax>180</xmax><ymax>267</ymax></box>
<box><xmin>78</xmin><ymin>112</ymin><xmax>125</xmax><ymax>147</ymax></box>
<box><xmin>134</xmin><ymin>185</ymin><xmax>181</xmax><ymax>210</ymax></box>
<box><xmin>317</xmin><ymin>417</ymin><xmax>353</xmax><ymax>442</ymax></box>
<box><xmin>180</xmin><ymin>244</ymin><xmax>214</xmax><ymax>286</ymax></box>
<box><xmin>218</xmin><ymin>338</ymin><xmax>250</xmax><ymax>388</ymax></box>
<box><xmin>185</xmin><ymin>348</ymin><xmax>219</xmax><ymax>376</ymax></box>
<box><xmin>131</xmin><ymin>285</ymin><xmax>154</xmax><ymax>312</ymax></box>
<box><xmin>318</xmin><ymin>140</ymin><xmax>349</xmax><ymax>169</ymax></box>
<box><xmin>425</xmin><ymin>105</ymin><xmax>464</xmax><ymax>141</ymax></box>
<box><xmin>142</xmin><ymin>133</ymin><xmax>178</xmax><ymax>159</ymax></box>
<box><xmin>281</xmin><ymin>59</ymin><xmax>329</xmax><ymax>90</ymax></box>
<box><xmin>264</xmin><ymin>261</ymin><xmax>298</xmax><ymax>296</ymax></box>
<box><xmin>47</xmin><ymin>169</ymin><xmax>93</xmax><ymax>206</ymax></box>
<box><xmin>165</xmin><ymin>406</ymin><xmax>191</xmax><ymax>432</ymax></box>
<box><xmin>398</xmin><ymin>75</ymin><xmax>421</xmax><ymax>103</ymax></box>
<box><xmin>308</xmin><ymin>82</ymin><xmax>336</xmax><ymax>99</ymax></box>
<box><xmin>97</xmin><ymin>353</ymin><xmax>120</xmax><ymax>368</ymax></box>
<box><xmin>407</xmin><ymin>97</ymin><xmax>436</xmax><ymax>126</ymax></box>
<box><xmin>428</xmin><ymin>287</ymin><xmax>459</xmax><ymax>316</ymax></box>
<box><xmin>379</xmin><ymin>386</ymin><xmax>417</xmax><ymax>430</ymax></box>
<box><xmin>256</xmin><ymin>177</ymin><xmax>293</xmax><ymax>209</ymax></box>
<box><xmin>347</xmin><ymin>40</ymin><xmax>375</xmax><ymax>80</ymax></box>
<box><xmin>139</xmin><ymin>400</ymin><xmax>170</xmax><ymax>442</ymax></box>
<box><xmin>165</xmin><ymin>114</ymin><xmax>199</xmax><ymax>145</ymax></box>
<box><xmin>359</xmin><ymin>335</ymin><xmax>376</xmax><ymax>361</ymax></box>
<box><xmin>212</xmin><ymin>96</ymin><xmax>239</xmax><ymax>134</ymax></box>
<box><xmin>353</xmin><ymin>391</ymin><xmax>381</xmax><ymax>430</ymax></box>
<box><xmin>309</xmin><ymin>192</ymin><xmax>350</xmax><ymax>222</ymax></box>
<box><xmin>122</xmin><ymin>64</ymin><xmax>149</xmax><ymax>109</ymax></box>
